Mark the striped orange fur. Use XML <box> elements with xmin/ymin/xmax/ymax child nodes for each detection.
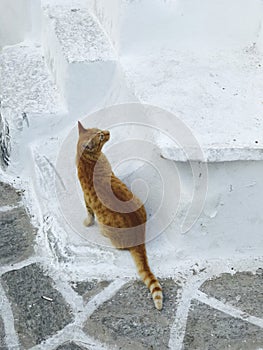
<box><xmin>76</xmin><ymin>121</ymin><xmax>163</xmax><ymax>310</ymax></box>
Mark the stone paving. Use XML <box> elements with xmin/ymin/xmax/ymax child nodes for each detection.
<box><xmin>0</xmin><ymin>180</ymin><xmax>263</xmax><ymax>349</ymax></box>
<box><xmin>2</xmin><ymin>264</ymin><xmax>73</xmax><ymax>349</ymax></box>
<box><xmin>85</xmin><ymin>279</ymin><xmax>179</xmax><ymax>350</ymax></box>
<box><xmin>0</xmin><ymin>316</ymin><xmax>6</xmax><ymax>349</ymax></box>
<box><xmin>184</xmin><ymin>300</ymin><xmax>263</xmax><ymax>350</ymax></box>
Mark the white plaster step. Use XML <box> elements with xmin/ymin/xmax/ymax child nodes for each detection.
<box><xmin>0</xmin><ymin>43</ymin><xmax>65</xmax><ymax>118</ymax></box>
<box><xmin>42</xmin><ymin>4</ymin><xmax>135</xmax><ymax>115</ymax></box>
<box><xmin>121</xmin><ymin>50</ymin><xmax>263</xmax><ymax>162</ymax></box>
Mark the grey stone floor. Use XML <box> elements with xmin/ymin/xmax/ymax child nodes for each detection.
<box><xmin>0</xmin><ymin>181</ymin><xmax>263</xmax><ymax>350</ymax></box>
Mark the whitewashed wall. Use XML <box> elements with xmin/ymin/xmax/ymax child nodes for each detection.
<box><xmin>90</xmin><ymin>0</ymin><xmax>263</xmax><ymax>54</ymax></box>
<box><xmin>0</xmin><ymin>0</ymin><xmax>42</xmax><ymax>48</ymax></box>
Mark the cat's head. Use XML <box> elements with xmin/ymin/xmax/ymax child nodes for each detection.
<box><xmin>77</xmin><ymin>121</ymin><xmax>110</xmax><ymax>156</ymax></box>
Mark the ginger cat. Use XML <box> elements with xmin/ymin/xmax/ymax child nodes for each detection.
<box><xmin>76</xmin><ymin>121</ymin><xmax>163</xmax><ymax>310</ymax></box>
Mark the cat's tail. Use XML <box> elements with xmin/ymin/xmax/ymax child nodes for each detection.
<box><xmin>129</xmin><ymin>244</ymin><xmax>163</xmax><ymax>310</ymax></box>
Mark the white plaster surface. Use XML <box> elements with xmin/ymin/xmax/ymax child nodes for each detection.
<box><xmin>0</xmin><ymin>0</ymin><xmax>32</xmax><ymax>48</ymax></box>
<box><xmin>43</xmin><ymin>6</ymin><xmax>115</xmax><ymax>63</ymax></box>
<box><xmin>0</xmin><ymin>44</ymin><xmax>64</xmax><ymax>116</ymax></box>
<box><xmin>89</xmin><ymin>0</ymin><xmax>121</xmax><ymax>52</ymax></box>
<box><xmin>0</xmin><ymin>0</ymin><xmax>263</xmax><ymax>280</ymax></box>
<box><xmin>118</xmin><ymin>0</ymin><xmax>263</xmax><ymax>53</ymax></box>
<box><xmin>1</xmin><ymin>2</ymin><xmax>263</xmax><ymax>349</ymax></box>
<box><xmin>121</xmin><ymin>49</ymin><xmax>263</xmax><ymax>161</ymax></box>
<box><xmin>116</xmin><ymin>0</ymin><xmax>263</xmax><ymax>162</ymax></box>
<box><xmin>41</xmin><ymin>1</ymin><xmax>134</xmax><ymax>115</ymax></box>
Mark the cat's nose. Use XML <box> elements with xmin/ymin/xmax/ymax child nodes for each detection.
<box><xmin>103</xmin><ymin>130</ymin><xmax>110</xmax><ymax>139</ymax></box>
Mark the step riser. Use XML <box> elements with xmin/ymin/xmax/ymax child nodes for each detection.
<box><xmin>41</xmin><ymin>5</ymin><xmax>136</xmax><ymax>115</ymax></box>
<box><xmin>89</xmin><ymin>0</ymin><xmax>121</xmax><ymax>53</ymax></box>
<box><xmin>42</xmin><ymin>11</ymin><xmax>68</xmax><ymax>108</ymax></box>
<box><xmin>165</xmin><ymin>160</ymin><xmax>263</xmax><ymax>259</ymax></box>
<box><xmin>66</xmin><ymin>61</ymin><xmax>136</xmax><ymax>114</ymax></box>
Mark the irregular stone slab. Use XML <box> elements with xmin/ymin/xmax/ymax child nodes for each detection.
<box><xmin>200</xmin><ymin>269</ymin><xmax>263</xmax><ymax>318</ymax></box>
<box><xmin>0</xmin><ymin>316</ymin><xmax>6</xmax><ymax>349</ymax></box>
<box><xmin>0</xmin><ymin>182</ymin><xmax>21</xmax><ymax>207</ymax></box>
<box><xmin>183</xmin><ymin>300</ymin><xmax>263</xmax><ymax>350</ymax></box>
<box><xmin>0</xmin><ymin>207</ymin><xmax>36</xmax><ymax>265</ymax></box>
<box><xmin>56</xmin><ymin>341</ymin><xmax>89</xmax><ymax>350</ymax></box>
<box><xmin>85</xmin><ymin>279</ymin><xmax>179</xmax><ymax>350</ymax></box>
<box><xmin>1</xmin><ymin>264</ymin><xmax>73</xmax><ymax>348</ymax></box>
<box><xmin>71</xmin><ymin>280</ymin><xmax>111</xmax><ymax>303</ymax></box>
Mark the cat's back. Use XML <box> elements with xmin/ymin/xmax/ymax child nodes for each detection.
<box><xmin>111</xmin><ymin>175</ymin><xmax>147</xmax><ymax>220</ymax></box>
<box><xmin>78</xmin><ymin>150</ymin><xmax>146</xmax><ymax>226</ymax></box>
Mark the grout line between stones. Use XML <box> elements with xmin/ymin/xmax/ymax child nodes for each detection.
<box><xmin>51</xmin><ymin>277</ymin><xmax>84</xmax><ymax>314</ymax></box>
<box><xmin>29</xmin><ymin>324</ymin><xmax>109</xmax><ymax>350</ymax></box>
<box><xmin>0</xmin><ymin>257</ymin><xmax>40</xmax><ymax>277</ymax></box>
<box><xmin>77</xmin><ymin>278</ymin><xmax>128</xmax><ymax>326</ymax></box>
<box><xmin>0</xmin><ymin>204</ymin><xmax>23</xmax><ymax>213</ymax></box>
<box><xmin>29</xmin><ymin>278</ymin><xmax>127</xmax><ymax>350</ymax></box>
<box><xmin>0</xmin><ymin>282</ymin><xmax>20</xmax><ymax>349</ymax></box>
<box><xmin>168</xmin><ymin>280</ymin><xmax>197</xmax><ymax>350</ymax></box>
<box><xmin>72</xmin><ymin>330</ymin><xmax>112</xmax><ymax>350</ymax></box>
<box><xmin>195</xmin><ymin>290</ymin><xmax>263</xmax><ymax>329</ymax></box>
<box><xmin>168</xmin><ymin>271</ymin><xmax>213</xmax><ymax>350</ymax></box>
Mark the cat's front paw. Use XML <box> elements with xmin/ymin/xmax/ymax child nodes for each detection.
<box><xmin>83</xmin><ymin>215</ymin><xmax>94</xmax><ymax>227</ymax></box>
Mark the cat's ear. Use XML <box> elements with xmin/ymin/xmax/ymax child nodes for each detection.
<box><xmin>78</xmin><ymin>121</ymin><xmax>86</xmax><ymax>134</ymax></box>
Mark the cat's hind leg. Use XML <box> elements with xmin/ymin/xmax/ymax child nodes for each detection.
<box><xmin>84</xmin><ymin>202</ymin><xmax>95</xmax><ymax>227</ymax></box>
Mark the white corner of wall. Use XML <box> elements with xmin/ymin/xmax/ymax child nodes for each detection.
<box><xmin>257</xmin><ymin>19</ymin><xmax>263</xmax><ymax>55</ymax></box>
<box><xmin>0</xmin><ymin>0</ymin><xmax>43</xmax><ymax>48</ymax></box>
<box><xmin>28</xmin><ymin>0</ymin><xmax>42</xmax><ymax>44</ymax></box>
<box><xmin>89</xmin><ymin>0</ymin><xmax>121</xmax><ymax>53</ymax></box>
